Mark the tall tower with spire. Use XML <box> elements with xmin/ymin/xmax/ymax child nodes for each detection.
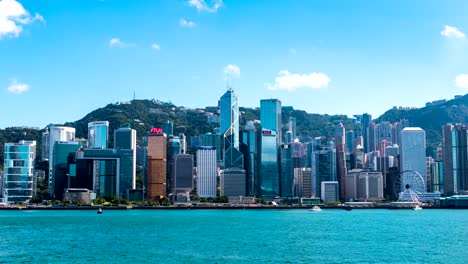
<box><xmin>335</xmin><ymin>122</ymin><xmax>347</xmax><ymax>200</ymax></box>
<box><xmin>219</xmin><ymin>88</ymin><xmax>243</xmax><ymax>169</ymax></box>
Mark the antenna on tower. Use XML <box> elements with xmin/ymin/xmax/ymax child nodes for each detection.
<box><xmin>226</xmin><ymin>72</ymin><xmax>230</xmax><ymax>91</ymax></box>
<box><xmin>133</xmin><ymin>90</ymin><xmax>136</xmax><ymax>101</ymax></box>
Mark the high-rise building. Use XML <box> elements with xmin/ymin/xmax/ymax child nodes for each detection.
<box><xmin>240</xmin><ymin>121</ymin><xmax>256</xmax><ymax>196</ymax></box>
<box><xmin>260</xmin><ymin>99</ymin><xmax>282</xmax><ymax>144</ymax></box>
<box><xmin>3</xmin><ymin>140</ymin><xmax>36</xmax><ymax>203</ymax></box>
<box><xmin>114</xmin><ymin>127</ymin><xmax>136</xmax><ymax>196</ymax></box>
<box><xmin>335</xmin><ymin>122</ymin><xmax>347</xmax><ymax>200</ymax></box>
<box><xmin>172</xmin><ymin>154</ymin><xmax>194</xmax><ymax>193</ymax></box>
<box><xmin>88</xmin><ymin>121</ymin><xmax>109</xmax><ymax>149</ymax></box>
<box><xmin>162</xmin><ymin>121</ymin><xmax>174</xmax><ymax>137</ymax></box>
<box><xmin>345</xmin><ymin>130</ymin><xmax>354</xmax><ymax>154</ymax></box>
<box><xmin>375</xmin><ymin>122</ymin><xmax>393</xmax><ymax>146</ymax></box>
<box><xmin>201</xmin><ymin>132</ymin><xmax>222</xmax><ymax>161</ymax></box>
<box><xmin>442</xmin><ymin>124</ymin><xmax>468</xmax><ymax>195</ymax></box>
<box><xmin>179</xmin><ymin>133</ymin><xmax>187</xmax><ymax>154</ymax></box>
<box><xmin>147</xmin><ymin>131</ymin><xmax>167</xmax><ymax>200</ymax></box>
<box><xmin>361</xmin><ymin>113</ymin><xmax>372</xmax><ymax>153</ymax></box>
<box><xmin>48</xmin><ymin>125</ymin><xmax>75</xmax><ymax>196</ymax></box>
<box><xmin>288</xmin><ymin>116</ymin><xmax>296</xmax><ymax>140</ymax></box>
<box><xmin>219</xmin><ymin>89</ymin><xmax>243</xmax><ymax>169</ymax></box>
<box><xmin>357</xmin><ymin>171</ymin><xmax>384</xmax><ymax>201</ymax></box>
<box><xmin>367</xmin><ymin>122</ymin><xmax>376</xmax><ymax>153</ymax></box>
<box><xmin>196</xmin><ymin>147</ymin><xmax>217</xmax><ymax>198</ymax></box>
<box><xmin>53</xmin><ymin>141</ymin><xmax>81</xmax><ymax>200</ymax></box>
<box><xmin>302</xmin><ymin>168</ymin><xmax>312</xmax><ymax>197</ymax></box>
<box><xmin>280</xmin><ymin>144</ymin><xmax>293</xmax><ymax>197</ymax></box>
<box><xmin>321</xmin><ymin>181</ymin><xmax>339</xmax><ymax>202</ymax></box>
<box><xmin>257</xmin><ymin>129</ymin><xmax>279</xmax><ymax>198</ymax></box>
<box><xmin>41</xmin><ymin>130</ymin><xmax>49</xmax><ymax>161</ymax></box>
<box><xmin>400</xmin><ymin>127</ymin><xmax>427</xmax><ymax>192</ymax></box>
<box><xmin>220</xmin><ymin>168</ymin><xmax>246</xmax><ymax>197</ymax></box>
<box><xmin>311</xmin><ymin>137</ymin><xmax>337</xmax><ymax>197</ymax></box>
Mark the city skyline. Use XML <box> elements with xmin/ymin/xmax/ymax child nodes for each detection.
<box><xmin>2</xmin><ymin>0</ymin><xmax>468</xmax><ymax>129</ymax></box>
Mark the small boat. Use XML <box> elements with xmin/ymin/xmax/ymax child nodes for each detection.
<box><xmin>97</xmin><ymin>208</ymin><xmax>103</xmax><ymax>214</ymax></box>
<box><xmin>309</xmin><ymin>206</ymin><xmax>322</xmax><ymax>212</ymax></box>
<box><xmin>412</xmin><ymin>205</ymin><xmax>423</xmax><ymax>211</ymax></box>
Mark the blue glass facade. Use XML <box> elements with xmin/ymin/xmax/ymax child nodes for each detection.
<box><xmin>220</xmin><ymin>89</ymin><xmax>243</xmax><ymax>169</ymax></box>
<box><xmin>88</xmin><ymin>121</ymin><xmax>109</xmax><ymax>149</ymax></box>
<box><xmin>257</xmin><ymin>129</ymin><xmax>279</xmax><ymax>198</ymax></box>
<box><xmin>260</xmin><ymin>99</ymin><xmax>282</xmax><ymax>144</ymax></box>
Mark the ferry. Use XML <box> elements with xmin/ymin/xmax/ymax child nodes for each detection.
<box><xmin>309</xmin><ymin>206</ymin><xmax>322</xmax><ymax>212</ymax></box>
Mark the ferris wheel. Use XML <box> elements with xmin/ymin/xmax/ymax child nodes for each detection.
<box><xmin>393</xmin><ymin>170</ymin><xmax>426</xmax><ymax>202</ymax></box>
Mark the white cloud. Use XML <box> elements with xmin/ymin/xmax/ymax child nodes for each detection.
<box><xmin>151</xmin><ymin>43</ymin><xmax>160</xmax><ymax>50</ymax></box>
<box><xmin>441</xmin><ymin>25</ymin><xmax>465</xmax><ymax>39</ymax></box>
<box><xmin>180</xmin><ymin>18</ymin><xmax>196</xmax><ymax>28</ymax></box>
<box><xmin>224</xmin><ymin>64</ymin><xmax>240</xmax><ymax>79</ymax></box>
<box><xmin>7</xmin><ymin>79</ymin><xmax>29</xmax><ymax>94</ymax></box>
<box><xmin>109</xmin><ymin>37</ymin><xmax>134</xmax><ymax>48</ymax></box>
<box><xmin>188</xmin><ymin>0</ymin><xmax>223</xmax><ymax>13</ymax></box>
<box><xmin>0</xmin><ymin>0</ymin><xmax>45</xmax><ymax>39</ymax></box>
<box><xmin>266</xmin><ymin>70</ymin><xmax>330</xmax><ymax>91</ymax></box>
<box><xmin>455</xmin><ymin>74</ymin><xmax>468</xmax><ymax>90</ymax></box>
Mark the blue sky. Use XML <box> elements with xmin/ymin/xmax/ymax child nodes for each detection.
<box><xmin>1</xmin><ymin>0</ymin><xmax>468</xmax><ymax>128</ymax></box>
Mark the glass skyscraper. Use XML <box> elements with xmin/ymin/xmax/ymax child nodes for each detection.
<box><xmin>88</xmin><ymin>121</ymin><xmax>109</xmax><ymax>149</ymax></box>
<box><xmin>311</xmin><ymin>137</ymin><xmax>337</xmax><ymax>197</ymax></box>
<box><xmin>3</xmin><ymin>140</ymin><xmax>36</xmax><ymax>203</ymax></box>
<box><xmin>257</xmin><ymin>129</ymin><xmax>279</xmax><ymax>198</ymax></box>
<box><xmin>260</xmin><ymin>99</ymin><xmax>282</xmax><ymax>144</ymax></box>
<box><xmin>400</xmin><ymin>127</ymin><xmax>427</xmax><ymax>192</ymax></box>
<box><xmin>219</xmin><ymin>88</ymin><xmax>243</xmax><ymax>169</ymax></box>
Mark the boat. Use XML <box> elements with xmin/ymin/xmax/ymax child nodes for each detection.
<box><xmin>309</xmin><ymin>206</ymin><xmax>322</xmax><ymax>212</ymax></box>
<box><xmin>97</xmin><ymin>208</ymin><xmax>103</xmax><ymax>214</ymax></box>
<box><xmin>412</xmin><ymin>205</ymin><xmax>423</xmax><ymax>211</ymax></box>
<box><xmin>345</xmin><ymin>206</ymin><xmax>352</xmax><ymax>211</ymax></box>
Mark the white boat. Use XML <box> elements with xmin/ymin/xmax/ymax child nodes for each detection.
<box><xmin>310</xmin><ymin>206</ymin><xmax>322</xmax><ymax>212</ymax></box>
<box><xmin>412</xmin><ymin>205</ymin><xmax>423</xmax><ymax>211</ymax></box>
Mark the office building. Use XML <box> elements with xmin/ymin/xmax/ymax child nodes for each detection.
<box><xmin>88</xmin><ymin>121</ymin><xmax>109</xmax><ymax>149</ymax></box>
<box><xmin>357</xmin><ymin>171</ymin><xmax>384</xmax><ymax>201</ymax></box>
<box><xmin>162</xmin><ymin>121</ymin><xmax>174</xmax><ymax>137</ymax></box>
<box><xmin>260</xmin><ymin>99</ymin><xmax>282</xmax><ymax>144</ymax></box>
<box><xmin>48</xmin><ymin>125</ymin><xmax>76</xmax><ymax>196</ymax></box>
<box><xmin>147</xmin><ymin>131</ymin><xmax>167</xmax><ymax>200</ymax></box>
<box><xmin>53</xmin><ymin>141</ymin><xmax>81</xmax><ymax>200</ymax></box>
<box><xmin>113</xmin><ymin>127</ymin><xmax>137</xmax><ymax>196</ymax></box>
<box><xmin>3</xmin><ymin>140</ymin><xmax>36</xmax><ymax>203</ymax></box>
<box><xmin>375</xmin><ymin>121</ymin><xmax>393</xmax><ymax>146</ymax></box>
<box><xmin>172</xmin><ymin>154</ymin><xmax>194</xmax><ymax>193</ymax></box>
<box><xmin>202</xmin><ymin>132</ymin><xmax>222</xmax><ymax>161</ymax></box>
<box><xmin>257</xmin><ymin>129</ymin><xmax>279</xmax><ymax>198</ymax></box>
<box><xmin>345</xmin><ymin>130</ymin><xmax>354</xmax><ymax>154</ymax></box>
<box><xmin>361</xmin><ymin>113</ymin><xmax>372</xmax><ymax>153</ymax></box>
<box><xmin>219</xmin><ymin>89</ymin><xmax>243</xmax><ymax>169</ymax></box>
<box><xmin>321</xmin><ymin>181</ymin><xmax>339</xmax><ymax>202</ymax></box>
<box><xmin>442</xmin><ymin>124</ymin><xmax>468</xmax><ymax>195</ymax></box>
<box><xmin>400</xmin><ymin>127</ymin><xmax>427</xmax><ymax>192</ymax></box>
<box><xmin>240</xmin><ymin>121</ymin><xmax>256</xmax><ymax>196</ymax></box>
<box><xmin>335</xmin><ymin>122</ymin><xmax>347</xmax><ymax>200</ymax></box>
<box><xmin>280</xmin><ymin>144</ymin><xmax>293</xmax><ymax>197</ymax></box>
<box><xmin>220</xmin><ymin>168</ymin><xmax>246</xmax><ymax>197</ymax></box>
<box><xmin>196</xmin><ymin>147</ymin><xmax>217</xmax><ymax>198</ymax></box>
<box><xmin>311</xmin><ymin>137</ymin><xmax>337</xmax><ymax>197</ymax></box>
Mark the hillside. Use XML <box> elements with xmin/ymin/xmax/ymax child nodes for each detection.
<box><xmin>2</xmin><ymin>94</ymin><xmax>468</xmax><ymax>170</ymax></box>
<box><xmin>376</xmin><ymin>94</ymin><xmax>468</xmax><ymax>150</ymax></box>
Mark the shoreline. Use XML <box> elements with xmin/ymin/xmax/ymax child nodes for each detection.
<box><xmin>1</xmin><ymin>205</ymin><xmax>467</xmax><ymax>210</ymax></box>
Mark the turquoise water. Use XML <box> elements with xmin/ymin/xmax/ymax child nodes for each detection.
<box><xmin>0</xmin><ymin>209</ymin><xmax>467</xmax><ymax>263</ymax></box>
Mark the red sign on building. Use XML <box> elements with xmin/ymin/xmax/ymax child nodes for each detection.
<box><xmin>150</xmin><ymin>127</ymin><xmax>163</xmax><ymax>134</ymax></box>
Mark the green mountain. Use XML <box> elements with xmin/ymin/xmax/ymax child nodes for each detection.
<box><xmin>1</xmin><ymin>94</ymin><xmax>467</xmax><ymax>170</ymax></box>
<box><xmin>375</xmin><ymin>94</ymin><xmax>468</xmax><ymax>150</ymax></box>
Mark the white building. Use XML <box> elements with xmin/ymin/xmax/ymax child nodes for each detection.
<box><xmin>321</xmin><ymin>181</ymin><xmax>339</xmax><ymax>202</ymax></box>
<box><xmin>196</xmin><ymin>147</ymin><xmax>217</xmax><ymax>197</ymax></box>
<box><xmin>3</xmin><ymin>140</ymin><xmax>36</xmax><ymax>203</ymax></box>
<box><xmin>358</xmin><ymin>171</ymin><xmax>384</xmax><ymax>201</ymax></box>
<box><xmin>400</xmin><ymin>127</ymin><xmax>427</xmax><ymax>191</ymax></box>
<box><xmin>48</xmin><ymin>125</ymin><xmax>76</xmax><ymax>196</ymax></box>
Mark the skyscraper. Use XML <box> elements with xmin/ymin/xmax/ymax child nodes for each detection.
<box><xmin>48</xmin><ymin>125</ymin><xmax>76</xmax><ymax>197</ymax></box>
<box><xmin>311</xmin><ymin>137</ymin><xmax>337</xmax><ymax>197</ymax></box>
<box><xmin>88</xmin><ymin>121</ymin><xmax>109</xmax><ymax>149</ymax></box>
<box><xmin>172</xmin><ymin>154</ymin><xmax>194</xmax><ymax>193</ymax></box>
<box><xmin>219</xmin><ymin>88</ymin><xmax>243</xmax><ymax>169</ymax></box>
<box><xmin>375</xmin><ymin>121</ymin><xmax>393</xmax><ymax>146</ymax></box>
<box><xmin>257</xmin><ymin>129</ymin><xmax>279</xmax><ymax>198</ymax></box>
<box><xmin>196</xmin><ymin>147</ymin><xmax>217</xmax><ymax>198</ymax></box>
<box><xmin>147</xmin><ymin>131</ymin><xmax>167</xmax><ymax>200</ymax></box>
<box><xmin>361</xmin><ymin>113</ymin><xmax>372</xmax><ymax>153</ymax></box>
<box><xmin>335</xmin><ymin>122</ymin><xmax>347</xmax><ymax>200</ymax></box>
<box><xmin>3</xmin><ymin>140</ymin><xmax>36</xmax><ymax>203</ymax></box>
<box><xmin>114</xmin><ymin>127</ymin><xmax>137</xmax><ymax>195</ymax></box>
<box><xmin>240</xmin><ymin>121</ymin><xmax>256</xmax><ymax>196</ymax></box>
<box><xmin>442</xmin><ymin>124</ymin><xmax>468</xmax><ymax>195</ymax></box>
<box><xmin>400</xmin><ymin>127</ymin><xmax>427</xmax><ymax>192</ymax></box>
<box><xmin>260</xmin><ymin>99</ymin><xmax>282</xmax><ymax>144</ymax></box>
<box><xmin>280</xmin><ymin>144</ymin><xmax>293</xmax><ymax>197</ymax></box>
